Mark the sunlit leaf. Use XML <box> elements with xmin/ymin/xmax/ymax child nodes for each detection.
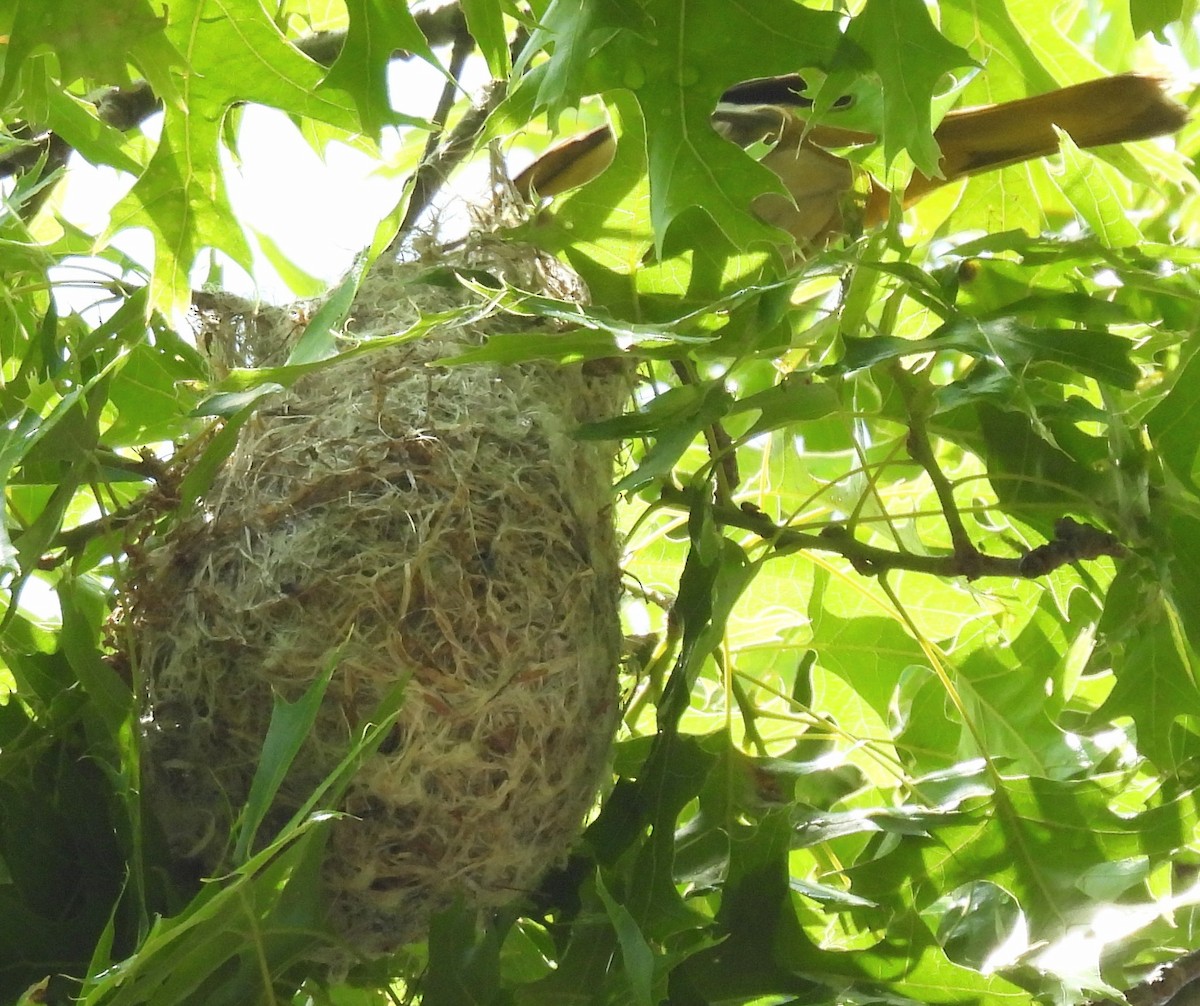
<box><xmin>321</xmin><ymin>0</ymin><xmax>440</xmax><ymax>135</ymax></box>
<box><xmin>1130</xmin><ymin>0</ymin><xmax>1186</xmax><ymax>36</ymax></box>
<box><xmin>1098</xmin><ymin>607</ymin><xmax>1200</xmax><ymax>769</ymax></box>
<box><xmin>0</xmin><ymin>1</ymin><xmax>183</xmax><ymax>101</ymax></box>
<box><xmin>841</xmin><ymin>0</ymin><xmax>978</xmax><ymax>173</ymax></box>
<box><xmin>461</xmin><ymin>0</ymin><xmax>511</xmax><ymax>79</ymax></box>
<box><xmin>108</xmin><ymin>0</ymin><xmax>362</xmax><ymax>316</ymax></box>
<box><xmin>4</xmin><ymin>2</ymin><xmax>1200</xmax><ymax>1005</ymax></box>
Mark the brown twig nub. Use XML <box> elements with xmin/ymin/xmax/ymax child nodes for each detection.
<box><xmin>1018</xmin><ymin>516</ymin><xmax>1127</xmax><ymax>575</ymax></box>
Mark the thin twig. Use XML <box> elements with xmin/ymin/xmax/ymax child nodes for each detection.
<box><xmin>396</xmin><ymin>15</ymin><xmax>475</xmax><ymax>237</ymax></box>
<box><xmin>892</xmin><ymin>362</ymin><xmax>978</xmax><ymax>568</ymax></box>
<box><xmin>386</xmin><ymin>24</ymin><xmax>530</xmax><ymax>252</ymax></box>
<box><xmin>658</xmin><ymin>486</ymin><xmax>1124</xmax><ymax>581</ymax></box>
<box><xmin>384</xmin><ymin>79</ymin><xmax>507</xmax><ymax>254</ymax></box>
<box><xmin>669</xmin><ymin>358</ymin><xmax>741</xmax><ymax>497</ymax></box>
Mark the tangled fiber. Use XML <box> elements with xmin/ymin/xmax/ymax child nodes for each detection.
<box><xmin>133</xmin><ymin>239</ymin><xmax>625</xmax><ymax>959</ymax></box>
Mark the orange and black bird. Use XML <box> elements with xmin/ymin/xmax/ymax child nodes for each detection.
<box><xmin>513</xmin><ymin>73</ymin><xmax>1188</xmax><ymax>247</ymax></box>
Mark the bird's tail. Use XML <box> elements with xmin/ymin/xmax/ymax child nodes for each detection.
<box><xmin>901</xmin><ymin>74</ymin><xmax>1188</xmax><ymax>205</ymax></box>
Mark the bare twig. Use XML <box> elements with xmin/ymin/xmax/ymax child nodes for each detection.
<box><xmin>387</xmin><ymin>23</ymin><xmax>531</xmax><ymax>251</ymax></box>
<box><xmin>36</xmin><ymin>450</ymin><xmax>179</xmax><ymax>566</ymax></box>
<box><xmin>382</xmin><ymin>77</ymin><xmax>507</xmax><ymax>255</ymax></box>
<box><xmin>658</xmin><ymin>486</ymin><xmax>1124</xmax><ymax>581</ymax></box>
<box><xmin>1090</xmin><ymin>948</ymin><xmax>1200</xmax><ymax>1006</ymax></box>
<box><xmin>892</xmin><ymin>362</ymin><xmax>979</xmax><ymax>569</ymax></box>
<box><xmin>669</xmin><ymin>358</ymin><xmax>741</xmax><ymax>497</ymax></box>
<box><xmin>396</xmin><ymin>14</ymin><xmax>475</xmax><ymax>236</ymax></box>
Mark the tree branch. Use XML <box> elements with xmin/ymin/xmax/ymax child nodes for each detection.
<box><xmin>893</xmin><ymin>362</ymin><xmax>977</xmax><ymax>566</ymax></box>
<box><xmin>658</xmin><ymin>486</ymin><xmax>1125</xmax><ymax>580</ymax></box>
<box><xmin>669</xmin><ymin>358</ymin><xmax>741</xmax><ymax>497</ymax></box>
<box><xmin>395</xmin><ymin>14</ymin><xmax>475</xmax><ymax>237</ymax></box>
<box><xmin>1090</xmin><ymin>948</ymin><xmax>1200</xmax><ymax>1006</ymax></box>
<box><xmin>388</xmin><ymin>22</ymin><xmax>531</xmax><ymax>250</ymax></box>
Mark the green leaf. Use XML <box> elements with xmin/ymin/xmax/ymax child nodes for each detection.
<box><xmin>461</xmin><ymin>0</ymin><xmax>511</xmax><ymax>78</ymax></box>
<box><xmin>939</xmin><ymin>0</ymin><xmax>1059</xmax><ymax>101</ymax></box>
<box><xmin>522</xmin><ymin>90</ymin><xmax>657</xmax><ymax>313</ymax></box>
<box><xmin>844</xmin><ymin>770</ymin><xmax>1184</xmax><ymax>944</ymax></box>
<box><xmin>58</xmin><ymin>580</ymin><xmax>132</xmax><ymax>739</ymax></box>
<box><xmin>517</xmin><ymin>0</ymin><xmax>842</xmax><ymax>250</ymax></box>
<box><xmin>1050</xmin><ymin>131</ymin><xmax>1144</xmax><ymax>248</ymax></box>
<box><xmin>729</xmin><ymin>377</ymin><xmax>841</xmax><ymax>439</ymax></box>
<box><xmin>232</xmin><ymin>647</ymin><xmax>340</xmax><ymax>864</ymax></box>
<box><xmin>321</xmin><ymin>0</ymin><xmax>440</xmax><ymax>136</ymax></box>
<box><xmin>955</xmin><ymin>648</ymin><xmax>1061</xmax><ymax>774</ymax></box>
<box><xmin>0</xmin><ymin>0</ymin><xmax>183</xmax><ymax>101</ymax></box>
<box><xmin>1098</xmin><ymin>605</ymin><xmax>1200</xmax><ymax>769</ymax></box>
<box><xmin>513</xmin><ymin>878</ymin><xmax>623</xmax><ymax>1005</ymax></box>
<box><xmin>251</xmin><ymin>228</ymin><xmax>328</xmax><ymax>299</ymax></box>
<box><xmin>109</xmin><ymin>0</ymin><xmax>363</xmax><ymax>316</ymax></box>
<box><xmin>102</xmin><ymin>337</ymin><xmax>206</xmax><ymax>447</ymax></box>
<box><xmin>590</xmin><ymin>383</ymin><xmax>733</xmax><ymax>492</ymax></box>
<box><xmin>1166</xmin><ymin>514</ymin><xmax>1200</xmax><ymax>658</ymax></box>
<box><xmin>45</xmin><ymin>88</ymin><xmax>143</xmax><ymax>175</ymax></box>
<box><xmin>78</xmin><ymin>824</ymin><xmax>327</xmax><ymax>1005</ymax></box>
<box><xmin>436</xmin><ymin>327</ymin><xmax>626</xmax><ymax>365</ymax></box>
<box><xmin>0</xmin><ymin>742</ymin><xmax>125</xmax><ymax>1004</ymax></box>
<box><xmin>285</xmin><ymin>257</ymin><xmax>368</xmax><ymax>366</ymax></box>
<box><xmin>1130</xmin><ymin>0</ymin><xmax>1186</xmax><ymax>36</ymax></box>
<box><xmin>638</xmin><ymin>0</ymin><xmax>843</xmax><ymax>250</ymax></box>
<box><xmin>835</xmin><ymin>910</ymin><xmax>1029</xmax><ymax>1003</ymax></box>
<box><xmin>435</xmin><ymin>282</ymin><xmax>705</xmax><ymax>365</ymax></box>
<box><xmin>975</xmin><ymin>402</ymin><xmax>1105</xmax><ymax>519</ymax></box>
<box><xmin>806</xmin><ymin>609</ymin><xmax>925</xmax><ymax>722</ymax></box>
<box><xmin>177</xmin><ymin>403</ymin><xmax>255</xmax><ymax>508</ymax></box>
<box><xmin>192</xmin><ymin>384</ymin><xmax>284</xmax><ymax>420</ymax></box>
<box><xmin>78</xmin><ymin>691</ymin><xmax>406</xmax><ymax>1005</ymax></box>
<box><xmin>423</xmin><ymin>900</ymin><xmax>504</xmax><ymax>1006</ymax></box>
<box><xmin>1146</xmin><ymin>348</ymin><xmax>1200</xmax><ymax>492</ymax></box>
<box><xmin>840</xmin><ymin>0</ymin><xmax>977</xmax><ymax>174</ymax></box>
<box><xmin>594</xmin><ymin>872</ymin><xmax>656</xmax><ymax>1006</ymax></box>
<box><xmin>515</xmin><ymin>0</ymin><xmax>650</xmax><ymax>127</ymax></box>
<box><xmin>838</xmin><ymin>316</ymin><xmax>1138</xmax><ymax>390</ymax></box>
<box><xmin>673</xmin><ymin>811</ymin><xmax>831</xmax><ymax>1003</ymax></box>
<box><xmin>658</xmin><ymin>527</ymin><xmax>757</xmax><ymax>733</ymax></box>
<box><xmin>193</xmin><ymin>304</ymin><xmax>474</xmax><ymax>415</ymax></box>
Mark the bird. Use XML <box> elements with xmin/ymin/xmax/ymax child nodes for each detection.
<box><xmin>512</xmin><ymin>73</ymin><xmax>1188</xmax><ymax>247</ymax></box>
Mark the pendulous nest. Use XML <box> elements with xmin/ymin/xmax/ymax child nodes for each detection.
<box><xmin>131</xmin><ymin>239</ymin><xmax>627</xmax><ymax>960</ymax></box>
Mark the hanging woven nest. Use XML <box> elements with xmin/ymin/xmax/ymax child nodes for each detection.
<box><xmin>131</xmin><ymin>238</ymin><xmax>626</xmax><ymax>960</ymax></box>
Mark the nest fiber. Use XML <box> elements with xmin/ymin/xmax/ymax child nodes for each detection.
<box><xmin>134</xmin><ymin>242</ymin><xmax>625</xmax><ymax>957</ymax></box>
